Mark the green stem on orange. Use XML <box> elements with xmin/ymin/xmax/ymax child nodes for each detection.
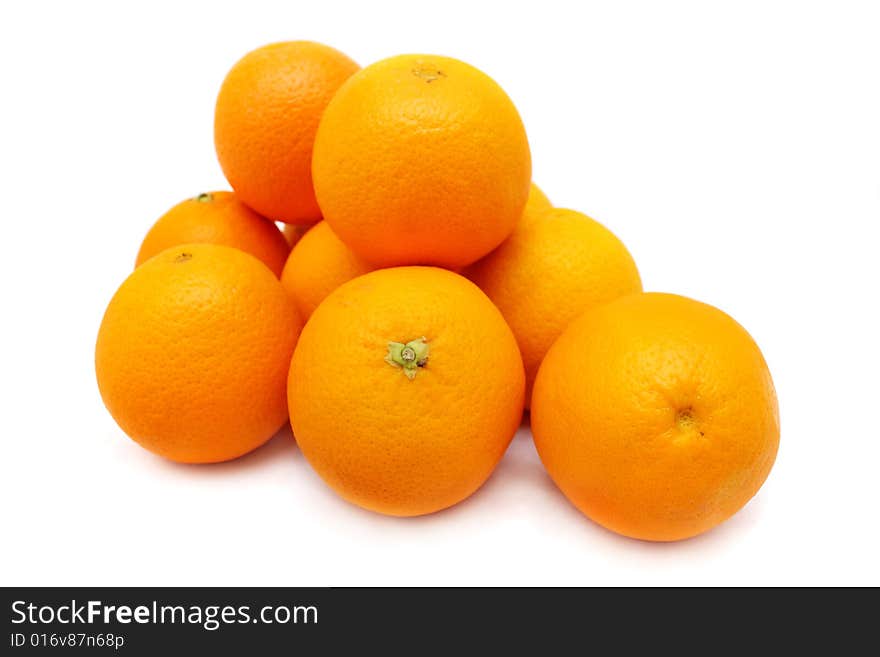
<box><xmin>195</xmin><ymin>192</ymin><xmax>213</xmax><ymax>203</ymax></box>
<box><xmin>385</xmin><ymin>337</ymin><xmax>429</xmax><ymax>380</ymax></box>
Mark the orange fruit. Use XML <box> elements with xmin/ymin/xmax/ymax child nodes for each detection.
<box><xmin>96</xmin><ymin>244</ymin><xmax>302</xmax><ymax>463</ymax></box>
<box><xmin>531</xmin><ymin>293</ymin><xmax>780</xmax><ymax>541</ymax></box>
<box><xmin>288</xmin><ymin>267</ymin><xmax>525</xmax><ymax>516</ymax></box>
<box><xmin>136</xmin><ymin>191</ymin><xmax>290</xmax><ymax>277</ymax></box>
<box><xmin>312</xmin><ymin>54</ymin><xmax>531</xmax><ymax>268</ymax></box>
<box><xmin>280</xmin><ymin>221</ymin><xmax>375</xmax><ymax>321</ymax></box>
<box><xmin>465</xmin><ymin>208</ymin><xmax>642</xmax><ymax>406</ymax></box>
<box><xmin>214</xmin><ymin>41</ymin><xmax>359</xmax><ymax>224</ymax></box>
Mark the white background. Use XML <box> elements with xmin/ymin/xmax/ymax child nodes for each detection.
<box><xmin>1</xmin><ymin>1</ymin><xmax>878</xmax><ymax>586</ymax></box>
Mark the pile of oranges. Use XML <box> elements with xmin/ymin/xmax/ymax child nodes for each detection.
<box><xmin>96</xmin><ymin>41</ymin><xmax>780</xmax><ymax>542</ymax></box>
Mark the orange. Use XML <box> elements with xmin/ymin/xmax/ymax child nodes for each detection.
<box><xmin>312</xmin><ymin>54</ymin><xmax>531</xmax><ymax>268</ymax></box>
<box><xmin>531</xmin><ymin>293</ymin><xmax>780</xmax><ymax>541</ymax></box>
<box><xmin>96</xmin><ymin>244</ymin><xmax>302</xmax><ymax>463</ymax></box>
<box><xmin>288</xmin><ymin>267</ymin><xmax>525</xmax><ymax>516</ymax></box>
<box><xmin>280</xmin><ymin>220</ymin><xmax>375</xmax><ymax>321</ymax></box>
<box><xmin>214</xmin><ymin>41</ymin><xmax>359</xmax><ymax>224</ymax></box>
<box><xmin>465</xmin><ymin>208</ymin><xmax>642</xmax><ymax>406</ymax></box>
<box><xmin>136</xmin><ymin>191</ymin><xmax>290</xmax><ymax>277</ymax></box>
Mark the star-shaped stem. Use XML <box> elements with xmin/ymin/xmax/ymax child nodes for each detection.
<box><xmin>385</xmin><ymin>337</ymin><xmax>429</xmax><ymax>380</ymax></box>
